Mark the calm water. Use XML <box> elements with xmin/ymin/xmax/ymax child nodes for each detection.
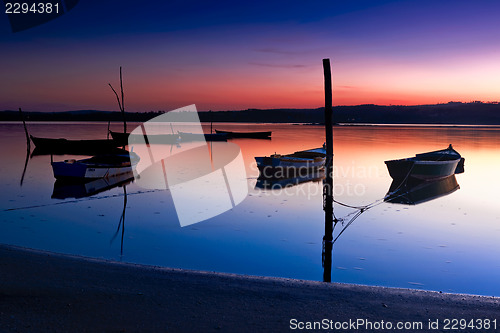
<box><xmin>1</xmin><ymin>121</ymin><xmax>500</xmax><ymax>296</ymax></box>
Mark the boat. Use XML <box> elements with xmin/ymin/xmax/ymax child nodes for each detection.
<box><xmin>51</xmin><ymin>150</ymin><xmax>140</xmax><ymax>180</ymax></box>
<box><xmin>30</xmin><ymin>135</ymin><xmax>121</xmax><ymax>155</ymax></box>
<box><xmin>255</xmin><ymin>145</ymin><xmax>327</xmax><ymax>178</ymax></box>
<box><xmin>214</xmin><ymin>130</ymin><xmax>271</xmax><ymax>139</ymax></box>
<box><xmin>109</xmin><ymin>130</ymin><xmax>180</xmax><ymax>145</ymax></box>
<box><xmin>178</xmin><ymin>131</ymin><xmax>228</xmax><ymax>142</ymax></box>
<box><xmin>385</xmin><ymin>145</ymin><xmax>464</xmax><ymax>181</ymax></box>
<box><xmin>385</xmin><ymin>175</ymin><xmax>460</xmax><ymax>205</ymax></box>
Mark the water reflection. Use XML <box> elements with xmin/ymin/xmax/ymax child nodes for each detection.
<box><xmin>51</xmin><ymin>173</ymin><xmax>133</xmax><ymax>258</ymax></box>
<box><xmin>326</xmin><ymin>150</ymin><xmax>465</xmax><ymax>283</ymax></box>
<box><xmin>4</xmin><ymin>122</ymin><xmax>500</xmax><ymax>296</ymax></box>
<box><xmin>385</xmin><ymin>175</ymin><xmax>460</xmax><ymax>205</ymax></box>
<box><xmin>20</xmin><ymin>141</ymin><xmax>31</xmax><ymax>186</ymax></box>
<box><xmin>255</xmin><ymin>169</ymin><xmax>325</xmax><ymax>189</ymax></box>
<box><xmin>110</xmin><ymin>185</ymin><xmax>128</xmax><ymax>258</ymax></box>
<box><xmin>51</xmin><ymin>171</ymin><xmax>135</xmax><ymax>199</ymax></box>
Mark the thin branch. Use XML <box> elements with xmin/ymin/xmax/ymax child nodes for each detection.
<box><xmin>108</xmin><ymin>83</ymin><xmax>123</xmax><ymax>111</ymax></box>
<box><xmin>120</xmin><ymin>66</ymin><xmax>124</xmax><ymax>113</ymax></box>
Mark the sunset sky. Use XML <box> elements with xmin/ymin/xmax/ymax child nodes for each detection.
<box><xmin>1</xmin><ymin>0</ymin><xmax>500</xmax><ymax>112</ymax></box>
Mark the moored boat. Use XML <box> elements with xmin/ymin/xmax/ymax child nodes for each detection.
<box><xmin>385</xmin><ymin>145</ymin><xmax>463</xmax><ymax>181</ymax></box>
<box><xmin>214</xmin><ymin>130</ymin><xmax>271</xmax><ymax>139</ymax></box>
<box><xmin>30</xmin><ymin>135</ymin><xmax>121</xmax><ymax>155</ymax></box>
<box><xmin>255</xmin><ymin>145</ymin><xmax>327</xmax><ymax>178</ymax></box>
<box><xmin>51</xmin><ymin>150</ymin><xmax>140</xmax><ymax>180</ymax></box>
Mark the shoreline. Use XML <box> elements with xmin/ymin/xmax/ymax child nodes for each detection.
<box><xmin>1</xmin><ymin>244</ymin><xmax>499</xmax><ymax>332</ymax></box>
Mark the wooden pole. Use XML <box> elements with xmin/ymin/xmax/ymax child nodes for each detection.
<box><xmin>322</xmin><ymin>58</ymin><xmax>334</xmax><ymax>282</ymax></box>
<box><xmin>19</xmin><ymin>108</ymin><xmax>30</xmax><ymax>147</ymax></box>
<box><xmin>323</xmin><ymin>59</ymin><xmax>333</xmax><ymax>175</ymax></box>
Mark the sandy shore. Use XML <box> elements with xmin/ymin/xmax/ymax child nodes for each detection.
<box><xmin>0</xmin><ymin>244</ymin><xmax>498</xmax><ymax>332</ymax></box>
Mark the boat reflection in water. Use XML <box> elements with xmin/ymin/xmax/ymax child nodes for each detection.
<box><xmin>51</xmin><ymin>172</ymin><xmax>133</xmax><ymax>258</ymax></box>
<box><xmin>385</xmin><ymin>175</ymin><xmax>460</xmax><ymax>205</ymax></box>
<box><xmin>51</xmin><ymin>170</ymin><xmax>135</xmax><ymax>199</ymax></box>
<box><xmin>255</xmin><ymin>169</ymin><xmax>325</xmax><ymax>189</ymax></box>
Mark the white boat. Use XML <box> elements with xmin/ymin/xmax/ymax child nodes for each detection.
<box><xmin>51</xmin><ymin>150</ymin><xmax>140</xmax><ymax>180</ymax></box>
<box><xmin>255</xmin><ymin>145</ymin><xmax>327</xmax><ymax>178</ymax></box>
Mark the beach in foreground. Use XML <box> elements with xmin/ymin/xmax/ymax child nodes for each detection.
<box><xmin>0</xmin><ymin>244</ymin><xmax>498</xmax><ymax>332</ymax></box>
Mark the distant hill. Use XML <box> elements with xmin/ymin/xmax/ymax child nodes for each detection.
<box><xmin>2</xmin><ymin>102</ymin><xmax>500</xmax><ymax>124</ymax></box>
<box><xmin>200</xmin><ymin>102</ymin><xmax>500</xmax><ymax>124</ymax></box>
<box><xmin>0</xmin><ymin>110</ymin><xmax>163</xmax><ymax>122</ymax></box>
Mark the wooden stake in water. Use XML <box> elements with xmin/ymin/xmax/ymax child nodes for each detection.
<box><xmin>322</xmin><ymin>58</ymin><xmax>334</xmax><ymax>282</ymax></box>
<box><xmin>19</xmin><ymin>108</ymin><xmax>30</xmax><ymax>147</ymax></box>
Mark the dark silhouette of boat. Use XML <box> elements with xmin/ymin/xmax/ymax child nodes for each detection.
<box><xmin>178</xmin><ymin>131</ymin><xmax>228</xmax><ymax>142</ymax></box>
<box><xmin>385</xmin><ymin>145</ymin><xmax>464</xmax><ymax>181</ymax></box>
<box><xmin>30</xmin><ymin>135</ymin><xmax>122</xmax><ymax>155</ymax></box>
<box><xmin>385</xmin><ymin>175</ymin><xmax>460</xmax><ymax>205</ymax></box>
<box><xmin>214</xmin><ymin>129</ymin><xmax>271</xmax><ymax>139</ymax></box>
<box><xmin>109</xmin><ymin>130</ymin><xmax>180</xmax><ymax>145</ymax></box>
<box><xmin>51</xmin><ymin>150</ymin><xmax>140</xmax><ymax>180</ymax></box>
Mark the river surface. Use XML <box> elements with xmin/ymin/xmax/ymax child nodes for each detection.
<box><xmin>1</xmin><ymin>121</ymin><xmax>500</xmax><ymax>296</ymax></box>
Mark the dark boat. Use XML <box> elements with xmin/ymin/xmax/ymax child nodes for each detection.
<box><xmin>51</xmin><ymin>150</ymin><xmax>140</xmax><ymax>180</ymax></box>
<box><xmin>178</xmin><ymin>131</ymin><xmax>228</xmax><ymax>142</ymax></box>
<box><xmin>109</xmin><ymin>130</ymin><xmax>180</xmax><ymax>145</ymax></box>
<box><xmin>385</xmin><ymin>175</ymin><xmax>460</xmax><ymax>205</ymax></box>
<box><xmin>214</xmin><ymin>130</ymin><xmax>271</xmax><ymax>139</ymax></box>
<box><xmin>30</xmin><ymin>135</ymin><xmax>121</xmax><ymax>155</ymax></box>
<box><xmin>385</xmin><ymin>145</ymin><xmax>464</xmax><ymax>181</ymax></box>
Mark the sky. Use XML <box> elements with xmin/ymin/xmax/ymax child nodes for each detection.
<box><xmin>1</xmin><ymin>0</ymin><xmax>500</xmax><ymax>112</ymax></box>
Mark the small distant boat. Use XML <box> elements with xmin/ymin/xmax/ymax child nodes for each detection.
<box><xmin>214</xmin><ymin>130</ymin><xmax>271</xmax><ymax>139</ymax></box>
<box><xmin>30</xmin><ymin>135</ymin><xmax>121</xmax><ymax>155</ymax></box>
<box><xmin>109</xmin><ymin>130</ymin><xmax>180</xmax><ymax>145</ymax></box>
<box><xmin>178</xmin><ymin>131</ymin><xmax>228</xmax><ymax>142</ymax></box>
<box><xmin>255</xmin><ymin>145</ymin><xmax>327</xmax><ymax>177</ymax></box>
<box><xmin>51</xmin><ymin>150</ymin><xmax>140</xmax><ymax>180</ymax></box>
<box><xmin>385</xmin><ymin>145</ymin><xmax>464</xmax><ymax>181</ymax></box>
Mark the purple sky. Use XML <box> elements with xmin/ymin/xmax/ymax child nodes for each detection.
<box><xmin>1</xmin><ymin>0</ymin><xmax>500</xmax><ymax>111</ymax></box>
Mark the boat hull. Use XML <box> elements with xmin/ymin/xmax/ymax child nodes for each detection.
<box><xmin>109</xmin><ymin>131</ymin><xmax>180</xmax><ymax>145</ymax></box>
<box><xmin>51</xmin><ymin>152</ymin><xmax>139</xmax><ymax>180</ymax></box>
<box><xmin>214</xmin><ymin>130</ymin><xmax>271</xmax><ymax>139</ymax></box>
<box><xmin>30</xmin><ymin>135</ymin><xmax>121</xmax><ymax>155</ymax></box>
<box><xmin>385</xmin><ymin>158</ymin><xmax>460</xmax><ymax>181</ymax></box>
<box><xmin>255</xmin><ymin>146</ymin><xmax>327</xmax><ymax>178</ymax></box>
<box><xmin>178</xmin><ymin>132</ymin><xmax>228</xmax><ymax>142</ymax></box>
<box><xmin>385</xmin><ymin>145</ymin><xmax>463</xmax><ymax>181</ymax></box>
